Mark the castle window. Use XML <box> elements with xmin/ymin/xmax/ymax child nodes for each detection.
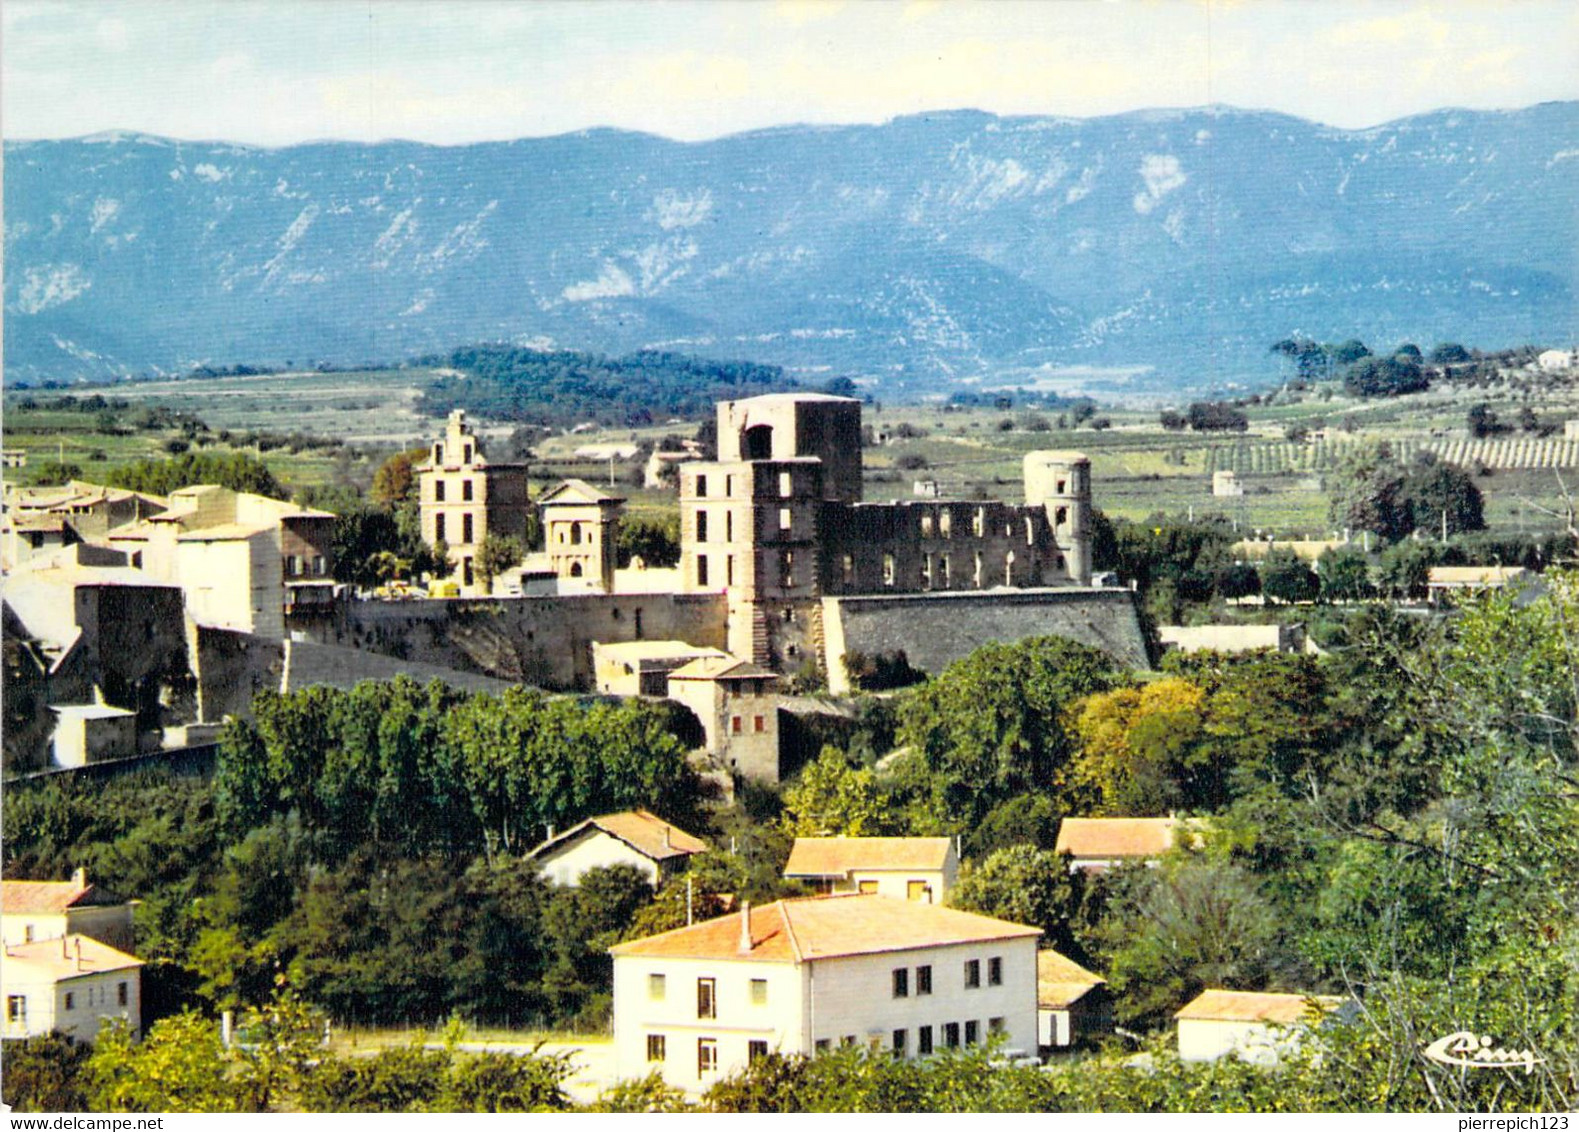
<box><xmin>940</xmin><ymin>510</ymin><xmax>952</xmax><ymax>538</ymax></box>
<box><xmin>754</xmin><ymin>715</ymin><xmax>766</xmax><ymax>733</ymax></box>
<box><xmin>435</xmin><ymin>481</ymin><xmax>446</xmax><ymax>502</ymax></box>
<box><xmin>779</xmin><ymin>471</ymin><xmax>793</xmax><ymax>498</ymax></box>
<box><xmin>697</xmin><ymin>555</ymin><xmax>709</xmax><ymax>586</ymax></box>
<box><xmin>570</xmin><ymin>562</ymin><xmax>583</xmax><ymax>577</ymax></box>
<box><xmin>1026</xmin><ymin>517</ymin><xmax>1035</xmax><ymax>546</ymax></box>
<box><xmin>921</xmin><ymin>513</ymin><xmax>934</xmax><ymax>537</ymax></box>
<box><xmin>973</xmin><ymin>508</ymin><xmax>985</xmax><ymax>538</ymax></box>
<box><xmin>920</xmin><ymin>555</ymin><xmax>932</xmax><ymax>589</ymax></box>
<box><xmin>726</xmin><ymin>556</ymin><xmax>735</xmax><ymax>586</ymax></box>
<box><xmin>1056</xmin><ymin>480</ymin><xmax>1066</xmax><ymax>494</ymax></box>
<box><xmin>433</xmin><ymin>444</ymin><xmax>442</xmax><ymax>463</ymax></box>
<box><xmin>725</xmin><ymin>475</ymin><xmax>734</xmax><ymax>496</ymax></box>
<box><xmin>463</xmin><ymin>557</ymin><xmax>474</xmax><ymax>587</ymax></box>
<box><xmin>732</xmin><ymin>716</ymin><xmax>742</xmax><ymax>734</ymax></box>
<box><xmin>462</xmin><ymin>514</ymin><xmax>474</xmax><ymax>544</ymax></box>
<box><xmin>726</xmin><ymin>511</ymin><xmax>734</xmax><ymax>540</ymax></box>
<box><xmin>634</xmin><ymin>609</ymin><xmax>644</xmax><ymax>638</ymax></box>
<box><xmin>462</xmin><ymin>479</ymin><xmax>473</xmax><ymax>501</ymax></box>
<box><xmin>842</xmin><ymin>554</ymin><xmax>855</xmax><ymax>585</ymax></box>
<box><xmin>697</xmin><ymin>511</ymin><xmax>709</xmax><ymax>542</ymax></box>
<box><xmin>882</xmin><ymin>553</ymin><xmax>895</xmax><ymax>587</ymax></box>
<box><xmin>435</xmin><ymin>515</ymin><xmax>446</xmax><ymax>543</ymax></box>
<box><xmin>781</xmin><ymin>551</ymin><xmax>794</xmax><ymax>587</ymax></box>
<box><xmin>697</xmin><ymin>475</ymin><xmax>708</xmax><ymax>498</ymax></box>
<box><xmin>571</xmin><ymin>523</ymin><xmax>582</xmax><ymax>545</ymax></box>
<box><xmin>939</xmin><ymin>555</ymin><xmax>950</xmax><ymax>587</ymax></box>
<box><xmin>973</xmin><ymin>551</ymin><xmax>983</xmax><ymax>588</ymax></box>
<box><xmin>1056</xmin><ymin>506</ymin><xmax>1068</xmax><ymax>528</ymax></box>
<box><xmin>464</xmin><ymin>445</ymin><xmax>473</xmax><ymax>463</ymax></box>
<box><xmin>1004</xmin><ymin>552</ymin><xmax>1015</xmax><ymax>585</ymax></box>
<box><xmin>779</xmin><ymin>507</ymin><xmax>792</xmax><ymax>532</ymax></box>
<box><xmin>744</xmin><ymin>425</ymin><xmax>773</xmax><ymax>461</ymax></box>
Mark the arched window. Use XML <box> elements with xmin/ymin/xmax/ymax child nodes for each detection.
<box><xmin>744</xmin><ymin>424</ymin><xmax>774</xmax><ymax>461</ymax></box>
<box><xmin>1005</xmin><ymin>551</ymin><xmax>1016</xmax><ymax>586</ymax></box>
<box><xmin>571</xmin><ymin>523</ymin><xmax>583</xmax><ymax>545</ymax></box>
<box><xmin>570</xmin><ymin>562</ymin><xmax>583</xmax><ymax>577</ymax></box>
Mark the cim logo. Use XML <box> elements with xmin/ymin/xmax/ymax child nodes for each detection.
<box><xmin>1423</xmin><ymin>1031</ymin><xmax>1545</xmax><ymax>1074</ymax></box>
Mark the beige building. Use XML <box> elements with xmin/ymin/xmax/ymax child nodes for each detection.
<box><xmin>666</xmin><ymin>656</ymin><xmax>782</xmax><ymax>784</ymax></box>
<box><xmin>1054</xmin><ymin>818</ymin><xmax>1182</xmax><ymax>873</ymax></box>
<box><xmin>49</xmin><ymin>704</ymin><xmax>138</xmax><ymax>767</ymax></box>
<box><xmin>610</xmin><ymin>894</ymin><xmax>1041</xmax><ymax>1093</ymax></box>
<box><xmin>1036</xmin><ymin>950</ymin><xmax>1112</xmax><ymax>1049</ymax></box>
<box><xmin>1176</xmin><ymin>989</ymin><xmax>1352</xmax><ymax>1065</ymax></box>
<box><xmin>592</xmin><ymin>640</ymin><xmax>729</xmax><ymax>697</ymax></box>
<box><xmin>1426</xmin><ymin>565</ymin><xmax>1530</xmax><ymax>604</ymax></box>
<box><xmin>783</xmin><ymin>837</ymin><xmax>958</xmax><ymax>904</ymax></box>
<box><xmin>415</xmin><ymin>410</ymin><xmax>532</xmax><ymax>593</ymax></box>
<box><xmin>1</xmin><ymin>935</ymin><xmax>142</xmax><ymax>1043</ymax></box>
<box><xmin>2</xmin><ymin>482</ymin><xmax>167</xmax><ymax>571</ymax></box>
<box><xmin>540</xmin><ymin>480</ymin><xmax>624</xmax><ymax>594</ymax></box>
<box><xmin>1</xmin><ymin>871</ymin><xmax>137</xmax><ymax>952</ymax></box>
<box><xmin>528</xmin><ymin>810</ymin><xmax>708</xmax><ymax>888</ymax></box>
<box><xmin>1158</xmin><ymin>623</ymin><xmax>1310</xmax><ymax>655</ymax></box>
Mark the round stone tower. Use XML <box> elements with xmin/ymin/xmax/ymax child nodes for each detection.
<box><xmin>1024</xmin><ymin>451</ymin><xmax>1092</xmax><ymax>585</ymax></box>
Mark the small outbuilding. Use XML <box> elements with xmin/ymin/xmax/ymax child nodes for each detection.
<box><xmin>1175</xmin><ymin>989</ymin><xmax>1352</xmax><ymax>1065</ymax></box>
<box><xmin>1037</xmin><ymin>949</ymin><xmax>1113</xmax><ymax>1049</ymax></box>
<box><xmin>49</xmin><ymin>704</ymin><xmax>138</xmax><ymax>768</ymax></box>
<box><xmin>1053</xmin><ymin>817</ymin><xmax>1183</xmax><ymax>873</ymax></box>
<box><xmin>783</xmin><ymin>836</ymin><xmax>958</xmax><ymax>904</ymax></box>
<box><xmin>527</xmin><ymin>810</ymin><xmax>708</xmax><ymax>888</ymax></box>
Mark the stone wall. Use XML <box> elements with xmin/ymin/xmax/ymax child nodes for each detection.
<box><xmin>320</xmin><ymin>592</ymin><xmax>730</xmax><ymax>690</ymax></box>
<box><xmin>281</xmin><ymin>640</ymin><xmax>517</xmax><ymax>696</ymax></box>
<box><xmin>822</xmin><ymin>587</ymin><xmax>1150</xmax><ymax>694</ymax></box>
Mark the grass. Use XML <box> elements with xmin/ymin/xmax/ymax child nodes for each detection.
<box><xmin>327</xmin><ymin>1024</ymin><xmax>607</xmax><ymax>1056</ymax></box>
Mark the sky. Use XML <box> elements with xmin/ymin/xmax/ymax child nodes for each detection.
<box><xmin>3</xmin><ymin>0</ymin><xmax>1577</xmax><ymax>146</ymax></box>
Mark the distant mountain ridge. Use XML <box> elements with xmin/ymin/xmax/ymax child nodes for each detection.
<box><xmin>5</xmin><ymin>102</ymin><xmax>1576</xmax><ymax>394</ymax></box>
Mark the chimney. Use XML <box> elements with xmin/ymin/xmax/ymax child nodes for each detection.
<box><xmin>737</xmin><ymin>900</ymin><xmax>752</xmax><ymax>955</ymax></box>
<box><xmin>74</xmin><ymin>937</ymin><xmax>83</xmax><ymax>971</ymax></box>
<box><xmin>72</xmin><ymin>867</ymin><xmax>87</xmax><ymax>890</ymax></box>
<box><xmin>664</xmin><ymin>824</ymin><xmax>672</xmax><ymax>849</ymax></box>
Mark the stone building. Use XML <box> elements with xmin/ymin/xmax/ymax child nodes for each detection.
<box><xmin>665</xmin><ymin>656</ymin><xmax>782</xmax><ymax>783</ymax></box>
<box><xmin>415</xmin><ymin>410</ymin><xmax>532</xmax><ymax>592</ymax></box>
<box><xmin>678</xmin><ymin>393</ymin><xmax>1094</xmax><ymax>669</ymax></box>
<box><xmin>539</xmin><ymin>479</ymin><xmax>623</xmax><ymax>593</ymax></box>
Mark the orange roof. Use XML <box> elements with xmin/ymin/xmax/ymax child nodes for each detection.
<box><xmin>1037</xmin><ymin>949</ymin><xmax>1106</xmax><ymax>1009</ymax></box>
<box><xmin>1175</xmin><ymin>989</ymin><xmax>1347</xmax><ymax>1024</ymax></box>
<box><xmin>1055</xmin><ymin>818</ymin><xmax>1177</xmax><ymax>859</ymax></box>
<box><xmin>2</xmin><ymin>878</ymin><xmax>123</xmax><ymax>915</ymax></box>
<box><xmin>611</xmin><ymin>893</ymin><xmax>1039</xmax><ymax>963</ymax></box>
<box><xmin>784</xmin><ymin>837</ymin><xmax>954</xmax><ymax>878</ymax></box>
<box><xmin>529</xmin><ymin>810</ymin><xmax>708</xmax><ymax>864</ymax></box>
<box><xmin>1</xmin><ymin>934</ymin><xmax>142</xmax><ymax>980</ymax></box>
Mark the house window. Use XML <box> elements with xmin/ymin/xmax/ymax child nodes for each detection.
<box><xmin>23</xmin><ymin>926</ymin><xmax>34</xmax><ymax>943</ymax></box>
<box><xmin>64</xmin><ymin>992</ymin><xmax>75</xmax><ymax>1010</ymax></box>
<box><xmin>841</xmin><ymin>1036</ymin><xmax>856</xmax><ymax>1048</ymax></box>
<box><xmin>753</xmin><ymin>715</ymin><xmax>765</xmax><ymax>733</ymax></box>
<box><xmin>696</xmin><ymin>475</ymin><xmax>708</xmax><ymax>498</ymax></box>
<box><xmin>697</xmin><ymin>555</ymin><xmax>709</xmax><ymax>586</ymax></box>
<box><xmin>698</xmin><ymin>1038</ymin><xmax>718</xmax><ymax>1077</ymax></box>
<box><xmin>748</xmin><ymin>1039</ymin><xmax>769</xmax><ymax>1063</ymax></box>
<box><xmin>893</xmin><ymin>1029</ymin><xmax>907</xmax><ymax>1056</ymax></box>
<box><xmin>858</xmin><ymin>880</ymin><xmax>879</xmax><ymax>895</ymax></box>
<box><xmin>435</xmin><ymin>480</ymin><xmax>446</xmax><ymax>502</ymax></box>
<box><xmin>779</xmin><ymin>507</ymin><xmax>793</xmax><ymax>532</ymax></box>
<box><xmin>944</xmin><ymin>1023</ymin><xmax>961</xmax><ymax>1049</ymax></box>
<box><xmin>731</xmin><ymin>716</ymin><xmax>743</xmax><ymax>735</ymax></box>
<box><xmin>462</xmin><ymin>479</ymin><xmax>473</xmax><ymax>502</ymax></box>
<box><xmin>6</xmin><ymin>996</ymin><xmax>25</xmax><ymax>1024</ymax></box>
<box><xmin>649</xmin><ymin>973</ymin><xmax>667</xmax><ymax>1001</ymax></box>
<box><xmin>907</xmin><ymin>880</ymin><xmax>929</xmax><ymax>902</ymax></box>
<box><xmin>750</xmin><ymin>979</ymin><xmax>768</xmax><ymax>1006</ymax></box>
<box><xmin>917</xmin><ymin>965</ymin><xmax>932</xmax><ymax>995</ymax></box>
<box><xmin>815</xmin><ymin>1039</ymin><xmax>831</xmax><ymax>1052</ymax></box>
<box><xmin>892</xmin><ymin>968</ymin><xmax>909</xmax><ymax>998</ymax></box>
<box><xmin>314</xmin><ymin>555</ymin><xmax>326</xmax><ymax>576</ymax></box>
<box><xmin>965</xmin><ymin>960</ymin><xmax>981</xmax><ymax>989</ymax></box>
<box><xmin>462</xmin><ymin>513</ymin><xmax>474</xmax><ymax>544</ymax></box>
<box><xmin>918</xmin><ymin>1025</ymin><xmax>934</xmax><ymax>1055</ymax></box>
<box><xmin>697</xmin><ymin>978</ymin><xmax>716</xmax><ymax>1020</ymax></box>
<box><xmin>988</xmin><ymin>957</ymin><xmax>1002</xmax><ymax>986</ymax></box>
<box><xmin>779</xmin><ymin>471</ymin><xmax>793</xmax><ymax>497</ymax></box>
<box><xmin>965</xmin><ymin>1020</ymin><xmax>980</xmax><ymax>1046</ymax></box>
<box><xmin>647</xmin><ymin>1034</ymin><xmax>667</xmax><ymax>1062</ymax></box>
<box><xmin>989</xmin><ymin>1017</ymin><xmax>1005</xmax><ymax>1035</ymax></box>
<box><xmin>697</xmin><ymin>511</ymin><xmax>709</xmax><ymax>542</ymax></box>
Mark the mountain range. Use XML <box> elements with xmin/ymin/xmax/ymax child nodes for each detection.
<box><xmin>5</xmin><ymin>102</ymin><xmax>1577</xmax><ymax>395</ymax></box>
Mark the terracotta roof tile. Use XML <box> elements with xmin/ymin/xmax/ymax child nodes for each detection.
<box><xmin>1054</xmin><ymin>818</ymin><xmax>1177</xmax><ymax>859</ymax></box>
<box><xmin>1037</xmin><ymin>949</ymin><xmax>1106</xmax><ymax>1009</ymax></box>
<box><xmin>1</xmin><ymin>934</ymin><xmax>142</xmax><ymax>979</ymax></box>
<box><xmin>611</xmin><ymin>893</ymin><xmax>1039</xmax><ymax>963</ymax></box>
<box><xmin>784</xmin><ymin>837</ymin><xmax>954</xmax><ymax>877</ymax></box>
<box><xmin>1175</xmin><ymin>989</ymin><xmax>1347</xmax><ymax>1024</ymax></box>
<box><xmin>2</xmin><ymin>879</ymin><xmax>123</xmax><ymax>914</ymax></box>
<box><xmin>528</xmin><ymin>810</ymin><xmax>707</xmax><ymax>864</ymax></box>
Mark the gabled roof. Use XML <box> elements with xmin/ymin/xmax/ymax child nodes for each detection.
<box><xmin>1037</xmin><ymin>949</ymin><xmax>1107</xmax><ymax>1009</ymax></box>
<box><xmin>1</xmin><ymin>934</ymin><xmax>142</xmax><ymax>979</ymax></box>
<box><xmin>2</xmin><ymin>877</ymin><xmax>125</xmax><ymax>914</ymax></box>
<box><xmin>611</xmin><ymin>893</ymin><xmax>1039</xmax><ymax>963</ymax></box>
<box><xmin>668</xmin><ymin>656</ymin><xmax>779</xmax><ymax>683</ymax></box>
<box><xmin>528</xmin><ymin>809</ymin><xmax>707</xmax><ymax>865</ymax></box>
<box><xmin>784</xmin><ymin>837</ymin><xmax>954</xmax><ymax>878</ymax></box>
<box><xmin>1175</xmin><ymin>989</ymin><xmax>1347</xmax><ymax>1024</ymax></box>
<box><xmin>539</xmin><ymin>478</ymin><xmax>624</xmax><ymax>506</ymax></box>
<box><xmin>1054</xmin><ymin>818</ymin><xmax>1178</xmax><ymax>859</ymax></box>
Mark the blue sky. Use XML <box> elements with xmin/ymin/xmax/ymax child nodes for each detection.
<box><xmin>4</xmin><ymin>0</ymin><xmax>1576</xmax><ymax>145</ymax></box>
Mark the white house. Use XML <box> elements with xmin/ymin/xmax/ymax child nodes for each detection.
<box><xmin>1175</xmin><ymin>989</ymin><xmax>1352</xmax><ymax>1065</ymax></box>
<box><xmin>609</xmin><ymin>894</ymin><xmax>1041</xmax><ymax>1093</ymax></box>
<box><xmin>1</xmin><ymin>870</ymin><xmax>137</xmax><ymax>952</ymax></box>
<box><xmin>1054</xmin><ymin>818</ymin><xmax>1184</xmax><ymax>872</ymax></box>
<box><xmin>527</xmin><ymin>810</ymin><xmax>708</xmax><ymax>888</ymax></box>
<box><xmin>0</xmin><ymin>934</ymin><xmax>142</xmax><ymax>1043</ymax></box>
<box><xmin>1036</xmin><ymin>950</ymin><xmax>1113</xmax><ymax>1049</ymax></box>
<box><xmin>783</xmin><ymin>837</ymin><xmax>959</xmax><ymax>904</ymax></box>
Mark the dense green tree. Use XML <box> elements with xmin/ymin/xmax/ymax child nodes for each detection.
<box><xmin>106</xmin><ymin>451</ymin><xmax>287</xmax><ymax>499</ymax></box>
<box><xmin>949</xmin><ymin>845</ymin><xmax>1080</xmax><ymax>952</ymax></box>
<box><xmin>781</xmin><ymin>746</ymin><xmax>899</xmax><ymax>837</ymax></box>
<box><xmin>473</xmin><ymin>534</ymin><xmax>525</xmax><ymax>592</ymax></box>
<box><xmin>1317</xmin><ymin>546</ymin><xmax>1372</xmax><ymax>600</ymax></box>
<box><xmin>1401</xmin><ymin>459</ymin><xmax>1485</xmax><ymax>538</ymax></box>
<box><xmin>1259</xmin><ymin>549</ymin><xmax>1319</xmax><ymax>604</ymax></box>
<box><xmin>1</xmin><ymin>1034</ymin><xmax>92</xmax><ymax>1111</ymax></box>
<box><xmin>1343</xmin><ymin>355</ymin><xmax>1428</xmax><ymax>399</ymax></box>
<box><xmin>617</xmin><ymin>514</ymin><xmax>681</xmax><ymax>568</ymax></box>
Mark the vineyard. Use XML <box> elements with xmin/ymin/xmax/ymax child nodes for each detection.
<box><xmin>1201</xmin><ymin>435</ymin><xmax>1579</xmax><ymax>475</ymax></box>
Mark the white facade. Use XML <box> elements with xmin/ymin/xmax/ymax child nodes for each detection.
<box><xmin>537</xmin><ymin>830</ymin><xmax>665</xmax><ymax>887</ymax></box>
<box><xmin>1177</xmin><ymin>1018</ymin><xmax>1301</xmax><ymax>1066</ymax></box>
<box><xmin>611</xmin><ymin>900</ymin><xmax>1039</xmax><ymax>1094</ymax></box>
<box><xmin>0</xmin><ymin>938</ymin><xmax>141</xmax><ymax>1043</ymax></box>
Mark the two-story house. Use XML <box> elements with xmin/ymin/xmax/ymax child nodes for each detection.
<box><xmin>609</xmin><ymin>894</ymin><xmax>1040</xmax><ymax>1093</ymax></box>
<box><xmin>783</xmin><ymin>837</ymin><xmax>959</xmax><ymax>904</ymax></box>
<box><xmin>1</xmin><ymin>870</ymin><xmax>137</xmax><ymax>952</ymax></box>
<box><xmin>0</xmin><ymin>935</ymin><xmax>142</xmax><ymax>1044</ymax></box>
